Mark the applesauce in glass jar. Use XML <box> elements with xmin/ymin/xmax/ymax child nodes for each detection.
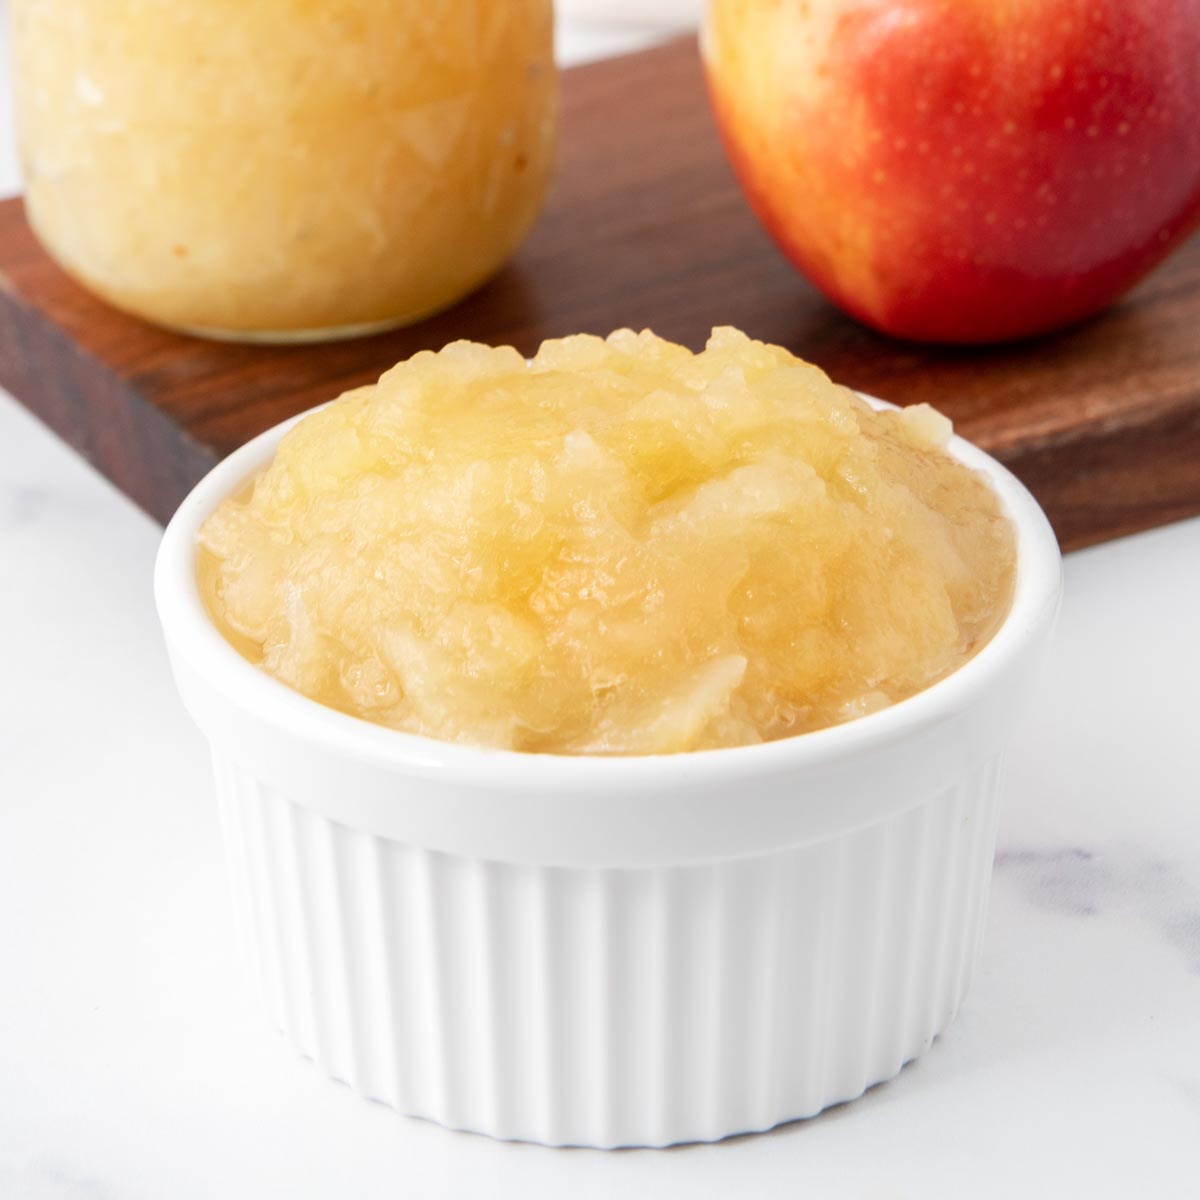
<box><xmin>11</xmin><ymin>1</ymin><xmax>557</xmax><ymax>342</ymax></box>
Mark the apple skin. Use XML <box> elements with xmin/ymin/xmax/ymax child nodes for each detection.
<box><xmin>703</xmin><ymin>0</ymin><xmax>1200</xmax><ymax>343</ymax></box>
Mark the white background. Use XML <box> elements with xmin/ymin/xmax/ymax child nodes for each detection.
<box><xmin>2</xmin><ymin>8</ymin><xmax>1199</xmax><ymax>1198</ymax></box>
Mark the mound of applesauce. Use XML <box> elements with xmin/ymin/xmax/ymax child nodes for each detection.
<box><xmin>198</xmin><ymin>328</ymin><xmax>1016</xmax><ymax>755</ymax></box>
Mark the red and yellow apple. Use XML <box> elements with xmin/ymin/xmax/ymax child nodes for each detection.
<box><xmin>703</xmin><ymin>0</ymin><xmax>1200</xmax><ymax>343</ymax></box>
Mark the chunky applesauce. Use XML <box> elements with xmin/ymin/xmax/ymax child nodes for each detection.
<box><xmin>198</xmin><ymin>329</ymin><xmax>1015</xmax><ymax>754</ymax></box>
<box><xmin>12</xmin><ymin>0</ymin><xmax>556</xmax><ymax>339</ymax></box>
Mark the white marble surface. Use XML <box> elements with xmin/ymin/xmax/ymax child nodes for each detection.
<box><xmin>2</xmin><ymin>12</ymin><xmax>1200</xmax><ymax>1200</ymax></box>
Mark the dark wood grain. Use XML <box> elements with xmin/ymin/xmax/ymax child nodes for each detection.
<box><xmin>1</xmin><ymin>36</ymin><xmax>1198</xmax><ymax>548</ymax></box>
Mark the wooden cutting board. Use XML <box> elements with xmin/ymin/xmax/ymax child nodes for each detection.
<box><xmin>1</xmin><ymin>36</ymin><xmax>1198</xmax><ymax>549</ymax></box>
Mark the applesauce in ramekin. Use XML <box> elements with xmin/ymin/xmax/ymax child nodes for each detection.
<box><xmin>197</xmin><ymin>328</ymin><xmax>1015</xmax><ymax>753</ymax></box>
<box><xmin>154</xmin><ymin>330</ymin><xmax>1058</xmax><ymax>1146</ymax></box>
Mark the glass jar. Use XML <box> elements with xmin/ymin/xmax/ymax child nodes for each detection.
<box><xmin>11</xmin><ymin>1</ymin><xmax>557</xmax><ymax>342</ymax></box>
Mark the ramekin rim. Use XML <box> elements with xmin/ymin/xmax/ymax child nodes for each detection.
<box><xmin>154</xmin><ymin>393</ymin><xmax>1062</xmax><ymax>789</ymax></box>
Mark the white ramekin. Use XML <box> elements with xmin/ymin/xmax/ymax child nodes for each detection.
<box><xmin>154</xmin><ymin>400</ymin><xmax>1061</xmax><ymax>1148</ymax></box>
